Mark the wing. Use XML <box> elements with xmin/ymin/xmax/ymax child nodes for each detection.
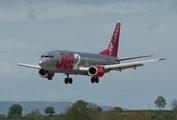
<box><xmin>78</xmin><ymin>58</ymin><xmax>165</xmax><ymax>73</ymax></box>
<box><xmin>117</xmin><ymin>55</ymin><xmax>153</xmax><ymax>62</ymax></box>
<box><xmin>104</xmin><ymin>58</ymin><xmax>165</xmax><ymax>72</ymax></box>
<box><xmin>18</xmin><ymin>63</ymin><xmax>41</xmax><ymax>69</ymax></box>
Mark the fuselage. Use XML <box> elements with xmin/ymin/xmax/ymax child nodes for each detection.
<box><xmin>39</xmin><ymin>50</ymin><xmax>118</xmax><ymax>75</ymax></box>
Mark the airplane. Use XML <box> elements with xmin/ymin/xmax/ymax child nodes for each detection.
<box><xmin>18</xmin><ymin>23</ymin><xmax>165</xmax><ymax>84</ymax></box>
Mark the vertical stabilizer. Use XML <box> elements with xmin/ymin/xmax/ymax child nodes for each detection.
<box><xmin>99</xmin><ymin>23</ymin><xmax>121</xmax><ymax>57</ymax></box>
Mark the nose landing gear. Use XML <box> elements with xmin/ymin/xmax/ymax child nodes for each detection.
<box><xmin>47</xmin><ymin>73</ymin><xmax>53</xmax><ymax>80</ymax></box>
<box><xmin>48</xmin><ymin>75</ymin><xmax>53</xmax><ymax>80</ymax></box>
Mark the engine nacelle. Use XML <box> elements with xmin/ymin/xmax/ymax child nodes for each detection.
<box><xmin>38</xmin><ymin>69</ymin><xmax>54</xmax><ymax>78</ymax></box>
<box><xmin>88</xmin><ymin>65</ymin><xmax>105</xmax><ymax>77</ymax></box>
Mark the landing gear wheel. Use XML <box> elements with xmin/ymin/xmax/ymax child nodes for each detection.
<box><xmin>48</xmin><ymin>74</ymin><xmax>53</xmax><ymax>80</ymax></box>
<box><xmin>64</xmin><ymin>78</ymin><xmax>73</xmax><ymax>84</ymax></box>
<box><xmin>69</xmin><ymin>78</ymin><xmax>73</xmax><ymax>84</ymax></box>
<box><xmin>64</xmin><ymin>78</ymin><xmax>68</xmax><ymax>84</ymax></box>
<box><xmin>91</xmin><ymin>77</ymin><xmax>94</xmax><ymax>83</ymax></box>
<box><xmin>95</xmin><ymin>77</ymin><xmax>99</xmax><ymax>83</ymax></box>
<box><xmin>91</xmin><ymin>77</ymin><xmax>99</xmax><ymax>83</ymax></box>
<box><xmin>64</xmin><ymin>74</ymin><xmax>73</xmax><ymax>84</ymax></box>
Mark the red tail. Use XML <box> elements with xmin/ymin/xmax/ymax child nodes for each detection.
<box><xmin>99</xmin><ymin>23</ymin><xmax>121</xmax><ymax>57</ymax></box>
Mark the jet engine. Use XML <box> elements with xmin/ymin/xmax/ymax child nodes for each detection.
<box><xmin>38</xmin><ymin>69</ymin><xmax>54</xmax><ymax>78</ymax></box>
<box><xmin>88</xmin><ymin>65</ymin><xmax>105</xmax><ymax>77</ymax></box>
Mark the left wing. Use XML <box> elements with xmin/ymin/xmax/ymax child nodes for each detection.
<box><xmin>17</xmin><ymin>63</ymin><xmax>41</xmax><ymax>69</ymax></box>
<box><xmin>104</xmin><ymin>58</ymin><xmax>165</xmax><ymax>72</ymax></box>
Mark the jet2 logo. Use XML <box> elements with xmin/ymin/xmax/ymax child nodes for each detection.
<box><xmin>114</xmin><ymin>25</ymin><xmax>119</xmax><ymax>39</ymax></box>
<box><xmin>108</xmin><ymin>42</ymin><xmax>113</xmax><ymax>55</ymax></box>
<box><xmin>56</xmin><ymin>52</ymin><xmax>81</xmax><ymax>70</ymax></box>
<box><xmin>108</xmin><ymin>25</ymin><xmax>119</xmax><ymax>55</ymax></box>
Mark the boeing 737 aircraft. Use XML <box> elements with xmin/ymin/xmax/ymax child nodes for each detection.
<box><xmin>18</xmin><ymin>23</ymin><xmax>165</xmax><ymax>84</ymax></box>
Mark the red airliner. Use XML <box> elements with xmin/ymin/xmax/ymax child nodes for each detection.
<box><xmin>18</xmin><ymin>23</ymin><xmax>165</xmax><ymax>84</ymax></box>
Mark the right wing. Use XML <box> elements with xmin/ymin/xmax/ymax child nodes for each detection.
<box><xmin>78</xmin><ymin>58</ymin><xmax>165</xmax><ymax>73</ymax></box>
<box><xmin>17</xmin><ymin>63</ymin><xmax>41</xmax><ymax>69</ymax></box>
<box><xmin>104</xmin><ymin>58</ymin><xmax>165</xmax><ymax>72</ymax></box>
<box><xmin>116</xmin><ymin>55</ymin><xmax>153</xmax><ymax>62</ymax></box>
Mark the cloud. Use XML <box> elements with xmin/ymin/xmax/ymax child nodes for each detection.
<box><xmin>0</xmin><ymin>0</ymin><xmax>134</xmax><ymax>6</ymax></box>
<box><xmin>28</xmin><ymin>9</ymin><xmax>36</xmax><ymax>19</ymax></box>
<box><xmin>170</xmin><ymin>0</ymin><xmax>177</xmax><ymax>12</ymax></box>
<box><xmin>147</xmin><ymin>23</ymin><xmax>158</xmax><ymax>31</ymax></box>
<box><xmin>0</xmin><ymin>61</ymin><xmax>11</xmax><ymax>73</ymax></box>
<box><xmin>0</xmin><ymin>1</ymin><xmax>150</xmax><ymax>23</ymax></box>
<box><xmin>0</xmin><ymin>61</ymin><xmax>19</xmax><ymax>74</ymax></box>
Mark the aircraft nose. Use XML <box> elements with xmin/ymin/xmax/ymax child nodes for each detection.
<box><xmin>39</xmin><ymin>60</ymin><xmax>42</xmax><ymax>65</ymax></box>
<box><xmin>39</xmin><ymin>59</ymin><xmax>48</xmax><ymax>68</ymax></box>
<box><xmin>39</xmin><ymin>58</ymin><xmax>55</xmax><ymax>70</ymax></box>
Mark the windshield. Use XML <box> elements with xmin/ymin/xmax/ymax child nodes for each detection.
<box><xmin>41</xmin><ymin>54</ymin><xmax>54</xmax><ymax>58</ymax></box>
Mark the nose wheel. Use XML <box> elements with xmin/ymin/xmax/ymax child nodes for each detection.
<box><xmin>47</xmin><ymin>73</ymin><xmax>53</xmax><ymax>80</ymax></box>
<box><xmin>91</xmin><ymin>77</ymin><xmax>99</xmax><ymax>83</ymax></box>
<box><xmin>64</xmin><ymin>74</ymin><xmax>73</xmax><ymax>84</ymax></box>
<box><xmin>48</xmin><ymin>76</ymin><xmax>53</xmax><ymax>80</ymax></box>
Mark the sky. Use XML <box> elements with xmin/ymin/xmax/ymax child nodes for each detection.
<box><xmin>0</xmin><ymin>0</ymin><xmax>176</xmax><ymax>111</ymax></box>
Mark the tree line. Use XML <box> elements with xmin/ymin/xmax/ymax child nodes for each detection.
<box><xmin>0</xmin><ymin>96</ymin><xmax>177</xmax><ymax>120</ymax></box>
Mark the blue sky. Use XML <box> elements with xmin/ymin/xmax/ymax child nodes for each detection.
<box><xmin>0</xmin><ymin>0</ymin><xmax>176</xmax><ymax>110</ymax></box>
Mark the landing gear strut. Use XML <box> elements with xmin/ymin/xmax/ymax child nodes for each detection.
<box><xmin>64</xmin><ymin>74</ymin><xmax>73</xmax><ymax>84</ymax></box>
<box><xmin>91</xmin><ymin>77</ymin><xmax>99</xmax><ymax>83</ymax></box>
<box><xmin>47</xmin><ymin>73</ymin><xmax>53</xmax><ymax>80</ymax></box>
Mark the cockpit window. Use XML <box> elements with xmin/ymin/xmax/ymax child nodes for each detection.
<box><xmin>41</xmin><ymin>54</ymin><xmax>54</xmax><ymax>58</ymax></box>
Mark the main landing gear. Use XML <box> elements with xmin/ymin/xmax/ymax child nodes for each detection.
<box><xmin>64</xmin><ymin>76</ymin><xmax>99</xmax><ymax>84</ymax></box>
<box><xmin>64</xmin><ymin>74</ymin><xmax>73</xmax><ymax>84</ymax></box>
<box><xmin>47</xmin><ymin>72</ymin><xmax>100</xmax><ymax>84</ymax></box>
<box><xmin>91</xmin><ymin>77</ymin><xmax>99</xmax><ymax>83</ymax></box>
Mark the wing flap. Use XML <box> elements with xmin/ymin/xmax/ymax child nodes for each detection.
<box><xmin>115</xmin><ymin>64</ymin><xmax>143</xmax><ymax>71</ymax></box>
<box><xmin>18</xmin><ymin>63</ymin><xmax>41</xmax><ymax>69</ymax></box>
<box><xmin>104</xmin><ymin>58</ymin><xmax>165</xmax><ymax>71</ymax></box>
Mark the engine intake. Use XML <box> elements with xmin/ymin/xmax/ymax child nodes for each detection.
<box><xmin>38</xmin><ymin>69</ymin><xmax>54</xmax><ymax>78</ymax></box>
<box><xmin>88</xmin><ymin>65</ymin><xmax>105</xmax><ymax>77</ymax></box>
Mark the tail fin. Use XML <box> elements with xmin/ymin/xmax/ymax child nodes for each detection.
<box><xmin>99</xmin><ymin>23</ymin><xmax>121</xmax><ymax>57</ymax></box>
